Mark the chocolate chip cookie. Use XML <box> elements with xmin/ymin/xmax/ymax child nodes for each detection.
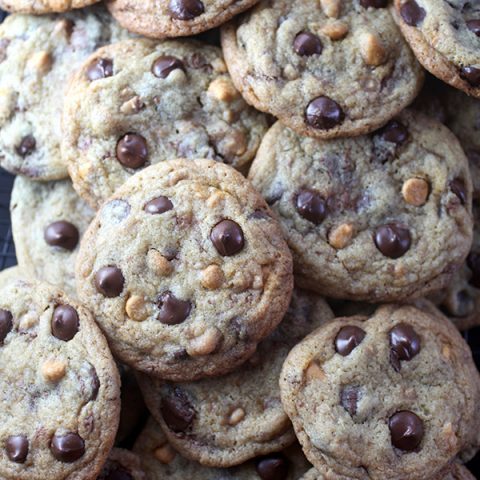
<box><xmin>62</xmin><ymin>38</ymin><xmax>268</xmax><ymax>209</ymax></box>
<box><xmin>280</xmin><ymin>304</ymin><xmax>480</xmax><ymax>480</ymax></box>
<box><xmin>136</xmin><ymin>289</ymin><xmax>333</xmax><ymax>467</ymax></box>
<box><xmin>106</xmin><ymin>0</ymin><xmax>260</xmax><ymax>39</ymax></box>
<box><xmin>0</xmin><ymin>6</ymin><xmax>130</xmax><ymax>180</ymax></box>
<box><xmin>249</xmin><ymin>111</ymin><xmax>473</xmax><ymax>302</ymax></box>
<box><xmin>11</xmin><ymin>176</ymin><xmax>94</xmax><ymax>297</ymax></box>
<box><xmin>75</xmin><ymin>159</ymin><xmax>293</xmax><ymax>381</ymax></box>
<box><xmin>221</xmin><ymin>0</ymin><xmax>424</xmax><ymax>139</ymax></box>
<box><xmin>98</xmin><ymin>449</ymin><xmax>145</xmax><ymax>480</ymax></box>
<box><xmin>134</xmin><ymin>417</ymin><xmax>312</xmax><ymax>479</ymax></box>
<box><xmin>392</xmin><ymin>0</ymin><xmax>480</xmax><ymax>98</ymax></box>
<box><xmin>0</xmin><ymin>279</ymin><xmax>121</xmax><ymax>480</ymax></box>
<box><xmin>0</xmin><ymin>0</ymin><xmax>100</xmax><ymax>14</ymax></box>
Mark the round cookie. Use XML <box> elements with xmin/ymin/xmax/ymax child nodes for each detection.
<box><xmin>280</xmin><ymin>304</ymin><xmax>480</xmax><ymax>480</ymax></box>
<box><xmin>221</xmin><ymin>0</ymin><xmax>424</xmax><ymax>139</ymax></box>
<box><xmin>11</xmin><ymin>176</ymin><xmax>95</xmax><ymax>298</ymax></box>
<box><xmin>133</xmin><ymin>417</ymin><xmax>312</xmax><ymax>480</ymax></box>
<box><xmin>62</xmin><ymin>38</ymin><xmax>268</xmax><ymax>209</ymax></box>
<box><xmin>136</xmin><ymin>289</ymin><xmax>333</xmax><ymax>467</ymax></box>
<box><xmin>392</xmin><ymin>0</ymin><xmax>480</xmax><ymax>98</ymax></box>
<box><xmin>0</xmin><ymin>0</ymin><xmax>100</xmax><ymax>14</ymax></box>
<box><xmin>0</xmin><ymin>7</ymin><xmax>131</xmax><ymax>180</ymax></box>
<box><xmin>98</xmin><ymin>449</ymin><xmax>145</xmax><ymax>480</ymax></box>
<box><xmin>75</xmin><ymin>159</ymin><xmax>293</xmax><ymax>381</ymax></box>
<box><xmin>0</xmin><ymin>279</ymin><xmax>121</xmax><ymax>480</ymax></box>
<box><xmin>106</xmin><ymin>0</ymin><xmax>260</xmax><ymax>39</ymax></box>
<box><xmin>248</xmin><ymin>111</ymin><xmax>473</xmax><ymax>302</ymax></box>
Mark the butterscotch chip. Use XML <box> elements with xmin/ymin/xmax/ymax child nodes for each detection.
<box><xmin>320</xmin><ymin>21</ymin><xmax>349</xmax><ymax>40</ymax></box>
<box><xmin>320</xmin><ymin>0</ymin><xmax>341</xmax><ymax>18</ymax></box>
<box><xmin>154</xmin><ymin>444</ymin><xmax>177</xmax><ymax>464</ymax></box>
<box><xmin>201</xmin><ymin>265</ymin><xmax>224</xmax><ymax>290</ymax></box>
<box><xmin>207</xmin><ymin>78</ymin><xmax>239</xmax><ymax>102</ymax></box>
<box><xmin>147</xmin><ymin>250</ymin><xmax>173</xmax><ymax>277</ymax></box>
<box><xmin>27</xmin><ymin>51</ymin><xmax>53</xmax><ymax>74</ymax></box>
<box><xmin>328</xmin><ymin>224</ymin><xmax>354</xmax><ymax>249</ymax></box>
<box><xmin>402</xmin><ymin>178</ymin><xmax>429</xmax><ymax>206</ymax></box>
<box><xmin>305</xmin><ymin>361</ymin><xmax>326</xmax><ymax>380</ymax></box>
<box><xmin>228</xmin><ymin>407</ymin><xmax>246</xmax><ymax>426</ymax></box>
<box><xmin>126</xmin><ymin>295</ymin><xmax>149</xmax><ymax>322</ymax></box>
<box><xmin>187</xmin><ymin>327</ymin><xmax>223</xmax><ymax>356</ymax></box>
<box><xmin>42</xmin><ymin>360</ymin><xmax>67</xmax><ymax>382</ymax></box>
<box><xmin>359</xmin><ymin>33</ymin><xmax>386</xmax><ymax>66</ymax></box>
<box><xmin>120</xmin><ymin>96</ymin><xmax>145</xmax><ymax>115</ymax></box>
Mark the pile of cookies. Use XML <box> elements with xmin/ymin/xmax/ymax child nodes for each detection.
<box><xmin>0</xmin><ymin>0</ymin><xmax>479</xmax><ymax>479</ymax></box>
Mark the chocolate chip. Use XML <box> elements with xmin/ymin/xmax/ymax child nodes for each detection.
<box><xmin>6</xmin><ymin>435</ymin><xmax>28</xmax><ymax>463</ymax></box>
<box><xmin>95</xmin><ymin>266</ymin><xmax>125</xmax><ymax>298</ymax></box>
<box><xmin>52</xmin><ymin>305</ymin><xmax>79</xmax><ymax>342</ymax></box>
<box><xmin>161</xmin><ymin>388</ymin><xmax>195</xmax><ymax>433</ymax></box>
<box><xmin>460</xmin><ymin>66</ymin><xmax>480</xmax><ymax>87</ymax></box>
<box><xmin>144</xmin><ymin>196</ymin><xmax>173</xmax><ymax>214</ymax></box>
<box><xmin>0</xmin><ymin>309</ymin><xmax>13</xmax><ymax>343</ymax></box>
<box><xmin>389</xmin><ymin>411</ymin><xmax>424</xmax><ymax>451</ymax></box>
<box><xmin>360</xmin><ymin>0</ymin><xmax>388</xmax><ymax>7</ymax></box>
<box><xmin>44</xmin><ymin>221</ymin><xmax>79</xmax><ymax>251</ymax></box>
<box><xmin>16</xmin><ymin>135</ymin><xmax>36</xmax><ymax>157</ymax></box>
<box><xmin>168</xmin><ymin>0</ymin><xmax>204</xmax><ymax>20</ymax></box>
<box><xmin>305</xmin><ymin>96</ymin><xmax>345</xmax><ymax>130</ymax></box>
<box><xmin>335</xmin><ymin>326</ymin><xmax>366</xmax><ymax>356</ymax></box>
<box><xmin>157</xmin><ymin>292</ymin><xmax>191</xmax><ymax>325</ymax></box>
<box><xmin>152</xmin><ymin>56</ymin><xmax>185</xmax><ymax>78</ymax></box>
<box><xmin>467</xmin><ymin>252</ymin><xmax>480</xmax><ymax>288</ymax></box>
<box><xmin>50</xmin><ymin>433</ymin><xmax>85</xmax><ymax>463</ymax></box>
<box><xmin>340</xmin><ymin>386</ymin><xmax>360</xmax><ymax>416</ymax></box>
<box><xmin>467</xmin><ymin>19</ymin><xmax>480</xmax><ymax>36</ymax></box>
<box><xmin>293</xmin><ymin>32</ymin><xmax>323</xmax><ymax>56</ymax></box>
<box><xmin>295</xmin><ymin>189</ymin><xmax>327</xmax><ymax>225</ymax></box>
<box><xmin>400</xmin><ymin>0</ymin><xmax>426</xmax><ymax>26</ymax></box>
<box><xmin>378</xmin><ymin>120</ymin><xmax>409</xmax><ymax>145</ymax></box>
<box><xmin>210</xmin><ymin>219</ymin><xmax>245</xmax><ymax>256</ymax></box>
<box><xmin>374</xmin><ymin>224</ymin><xmax>411</xmax><ymax>259</ymax></box>
<box><xmin>389</xmin><ymin>323</ymin><xmax>420</xmax><ymax>371</ymax></box>
<box><xmin>450</xmin><ymin>178</ymin><xmax>467</xmax><ymax>205</ymax></box>
<box><xmin>86</xmin><ymin>58</ymin><xmax>113</xmax><ymax>81</ymax></box>
<box><xmin>116</xmin><ymin>134</ymin><xmax>148</xmax><ymax>169</ymax></box>
<box><xmin>89</xmin><ymin>366</ymin><xmax>100</xmax><ymax>401</ymax></box>
<box><xmin>256</xmin><ymin>454</ymin><xmax>289</xmax><ymax>480</ymax></box>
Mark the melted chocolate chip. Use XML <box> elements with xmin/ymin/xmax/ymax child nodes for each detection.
<box><xmin>295</xmin><ymin>189</ymin><xmax>327</xmax><ymax>225</ymax></box>
<box><xmin>293</xmin><ymin>32</ymin><xmax>323</xmax><ymax>56</ymax></box>
<box><xmin>389</xmin><ymin>323</ymin><xmax>420</xmax><ymax>372</ymax></box>
<box><xmin>378</xmin><ymin>120</ymin><xmax>409</xmax><ymax>145</ymax></box>
<box><xmin>52</xmin><ymin>305</ymin><xmax>79</xmax><ymax>342</ymax></box>
<box><xmin>168</xmin><ymin>0</ymin><xmax>204</xmax><ymax>20</ymax></box>
<box><xmin>44</xmin><ymin>221</ymin><xmax>79</xmax><ymax>251</ymax></box>
<box><xmin>152</xmin><ymin>56</ymin><xmax>185</xmax><ymax>78</ymax></box>
<box><xmin>335</xmin><ymin>326</ymin><xmax>366</xmax><ymax>356</ymax></box>
<box><xmin>210</xmin><ymin>219</ymin><xmax>245</xmax><ymax>256</ymax></box>
<box><xmin>16</xmin><ymin>135</ymin><xmax>36</xmax><ymax>157</ymax></box>
<box><xmin>400</xmin><ymin>0</ymin><xmax>426</xmax><ymax>26</ymax></box>
<box><xmin>116</xmin><ymin>134</ymin><xmax>148</xmax><ymax>169</ymax></box>
<box><xmin>460</xmin><ymin>66</ymin><xmax>480</xmax><ymax>87</ymax></box>
<box><xmin>161</xmin><ymin>388</ymin><xmax>195</xmax><ymax>433</ymax></box>
<box><xmin>256</xmin><ymin>454</ymin><xmax>289</xmax><ymax>480</ymax></box>
<box><xmin>95</xmin><ymin>266</ymin><xmax>125</xmax><ymax>298</ymax></box>
<box><xmin>360</xmin><ymin>0</ymin><xmax>388</xmax><ymax>7</ymax></box>
<box><xmin>389</xmin><ymin>411</ymin><xmax>424</xmax><ymax>451</ymax></box>
<box><xmin>157</xmin><ymin>292</ymin><xmax>191</xmax><ymax>325</ymax></box>
<box><xmin>467</xmin><ymin>19</ymin><xmax>480</xmax><ymax>37</ymax></box>
<box><xmin>450</xmin><ymin>178</ymin><xmax>467</xmax><ymax>205</ymax></box>
<box><xmin>467</xmin><ymin>252</ymin><xmax>480</xmax><ymax>288</ymax></box>
<box><xmin>374</xmin><ymin>224</ymin><xmax>411</xmax><ymax>259</ymax></box>
<box><xmin>86</xmin><ymin>58</ymin><xmax>113</xmax><ymax>81</ymax></box>
<box><xmin>340</xmin><ymin>386</ymin><xmax>360</xmax><ymax>416</ymax></box>
<box><xmin>50</xmin><ymin>433</ymin><xmax>85</xmax><ymax>463</ymax></box>
<box><xmin>6</xmin><ymin>435</ymin><xmax>28</xmax><ymax>463</ymax></box>
<box><xmin>144</xmin><ymin>196</ymin><xmax>174</xmax><ymax>214</ymax></box>
<box><xmin>305</xmin><ymin>96</ymin><xmax>345</xmax><ymax>130</ymax></box>
<box><xmin>0</xmin><ymin>309</ymin><xmax>13</xmax><ymax>343</ymax></box>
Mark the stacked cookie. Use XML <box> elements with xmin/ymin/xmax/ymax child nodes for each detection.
<box><xmin>0</xmin><ymin>1</ymin><xmax>479</xmax><ymax>479</ymax></box>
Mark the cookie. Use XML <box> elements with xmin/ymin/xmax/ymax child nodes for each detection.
<box><xmin>62</xmin><ymin>38</ymin><xmax>268</xmax><ymax>209</ymax></box>
<box><xmin>98</xmin><ymin>448</ymin><xmax>145</xmax><ymax>480</ymax></box>
<box><xmin>392</xmin><ymin>0</ymin><xmax>480</xmax><ymax>98</ymax></box>
<box><xmin>0</xmin><ymin>279</ymin><xmax>121</xmax><ymax>480</ymax></box>
<box><xmin>11</xmin><ymin>176</ymin><xmax>95</xmax><ymax>297</ymax></box>
<box><xmin>0</xmin><ymin>0</ymin><xmax>100</xmax><ymax>14</ymax></box>
<box><xmin>221</xmin><ymin>0</ymin><xmax>424</xmax><ymax>139</ymax></box>
<box><xmin>0</xmin><ymin>7</ymin><xmax>130</xmax><ymax>180</ymax></box>
<box><xmin>133</xmin><ymin>417</ymin><xmax>312</xmax><ymax>479</ymax></box>
<box><xmin>248</xmin><ymin>111</ymin><xmax>473</xmax><ymax>302</ymax></box>
<box><xmin>106</xmin><ymin>0</ymin><xmax>260</xmax><ymax>39</ymax></box>
<box><xmin>136</xmin><ymin>289</ymin><xmax>333</xmax><ymax>467</ymax></box>
<box><xmin>280</xmin><ymin>304</ymin><xmax>480</xmax><ymax>480</ymax></box>
<box><xmin>0</xmin><ymin>266</ymin><xmax>22</xmax><ymax>290</ymax></box>
<box><xmin>75</xmin><ymin>159</ymin><xmax>293</xmax><ymax>381</ymax></box>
